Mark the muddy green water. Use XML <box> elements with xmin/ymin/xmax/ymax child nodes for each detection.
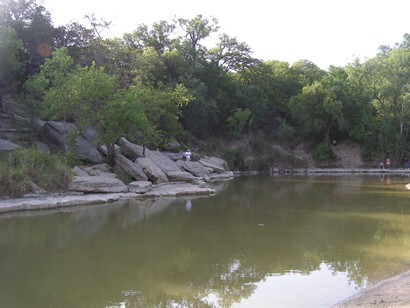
<box><xmin>1</xmin><ymin>175</ymin><xmax>410</xmax><ymax>308</ymax></box>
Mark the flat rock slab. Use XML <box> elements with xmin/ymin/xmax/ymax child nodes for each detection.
<box><xmin>141</xmin><ymin>183</ymin><xmax>216</xmax><ymax>198</ymax></box>
<box><xmin>0</xmin><ymin>193</ymin><xmax>138</xmax><ymax>213</ymax></box>
<box><xmin>68</xmin><ymin>176</ymin><xmax>129</xmax><ymax>193</ymax></box>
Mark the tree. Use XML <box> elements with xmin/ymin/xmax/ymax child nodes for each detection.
<box><xmin>0</xmin><ymin>26</ymin><xmax>23</xmax><ymax>97</ymax></box>
<box><xmin>290</xmin><ymin>80</ymin><xmax>343</xmax><ymax>144</ymax></box>
<box><xmin>123</xmin><ymin>20</ymin><xmax>176</xmax><ymax>53</ymax></box>
<box><xmin>227</xmin><ymin>108</ymin><xmax>252</xmax><ymax>138</ymax></box>
<box><xmin>208</xmin><ymin>34</ymin><xmax>257</xmax><ymax>72</ymax></box>
<box><xmin>1</xmin><ymin>0</ymin><xmax>55</xmax><ymax>77</ymax></box>
<box><xmin>363</xmin><ymin>34</ymin><xmax>410</xmax><ymax>160</ymax></box>
<box><xmin>177</xmin><ymin>15</ymin><xmax>219</xmax><ymax>68</ymax></box>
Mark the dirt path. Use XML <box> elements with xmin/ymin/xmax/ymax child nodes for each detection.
<box><xmin>333</xmin><ymin>270</ymin><xmax>410</xmax><ymax>307</ymax></box>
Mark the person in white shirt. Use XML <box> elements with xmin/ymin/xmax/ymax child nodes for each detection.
<box><xmin>184</xmin><ymin>149</ymin><xmax>191</xmax><ymax>161</ymax></box>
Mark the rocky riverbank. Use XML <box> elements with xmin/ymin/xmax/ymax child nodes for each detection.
<box><xmin>0</xmin><ymin>182</ymin><xmax>219</xmax><ymax>214</ymax></box>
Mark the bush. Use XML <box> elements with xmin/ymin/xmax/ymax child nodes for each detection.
<box><xmin>0</xmin><ymin>149</ymin><xmax>72</xmax><ymax>197</ymax></box>
<box><xmin>224</xmin><ymin>148</ymin><xmax>245</xmax><ymax>170</ymax></box>
<box><xmin>311</xmin><ymin>143</ymin><xmax>336</xmax><ymax>161</ymax></box>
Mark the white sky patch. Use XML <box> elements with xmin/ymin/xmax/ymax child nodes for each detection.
<box><xmin>43</xmin><ymin>0</ymin><xmax>410</xmax><ymax>69</ymax></box>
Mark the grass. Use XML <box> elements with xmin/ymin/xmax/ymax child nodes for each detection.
<box><xmin>0</xmin><ymin>148</ymin><xmax>73</xmax><ymax>197</ymax></box>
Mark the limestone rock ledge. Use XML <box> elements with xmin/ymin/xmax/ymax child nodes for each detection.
<box><xmin>0</xmin><ymin>182</ymin><xmax>216</xmax><ymax>214</ymax></box>
<box><xmin>0</xmin><ymin>193</ymin><xmax>138</xmax><ymax>213</ymax></box>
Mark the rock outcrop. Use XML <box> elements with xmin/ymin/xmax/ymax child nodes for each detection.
<box><xmin>136</xmin><ymin>157</ymin><xmax>168</xmax><ymax>183</ymax></box>
<box><xmin>115</xmin><ymin>153</ymin><xmax>148</xmax><ymax>181</ymax></box>
<box><xmin>42</xmin><ymin>121</ymin><xmax>102</xmax><ymax>163</ymax></box>
<box><xmin>68</xmin><ymin>176</ymin><xmax>129</xmax><ymax>193</ymax></box>
<box><xmin>177</xmin><ymin>160</ymin><xmax>211</xmax><ymax>177</ymax></box>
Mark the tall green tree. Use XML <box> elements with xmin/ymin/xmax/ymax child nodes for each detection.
<box><xmin>364</xmin><ymin>34</ymin><xmax>410</xmax><ymax>159</ymax></box>
<box><xmin>0</xmin><ymin>26</ymin><xmax>23</xmax><ymax>98</ymax></box>
<box><xmin>177</xmin><ymin>15</ymin><xmax>219</xmax><ymax>69</ymax></box>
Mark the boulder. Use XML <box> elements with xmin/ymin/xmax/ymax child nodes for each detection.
<box><xmin>120</xmin><ymin>138</ymin><xmax>183</xmax><ymax>175</ymax></box>
<box><xmin>75</xmin><ymin>137</ymin><xmax>102</xmax><ymax>164</ymax></box>
<box><xmin>42</xmin><ymin>121</ymin><xmax>102</xmax><ymax>163</ymax></box>
<box><xmin>42</xmin><ymin>121</ymin><xmax>76</xmax><ymax>148</ymax></box>
<box><xmin>129</xmin><ymin>181</ymin><xmax>152</xmax><ymax>193</ymax></box>
<box><xmin>68</xmin><ymin>176</ymin><xmax>129</xmax><ymax>193</ymax></box>
<box><xmin>99</xmin><ymin>144</ymin><xmax>121</xmax><ymax>157</ymax></box>
<box><xmin>146</xmin><ymin>150</ymin><xmax>183</xmax><ymax>174</ymax></box>
<box><xmin>166</xmin><ymin>171</ymin><xmax>197</xmax><ymax>182</ymax></box>
<box><xmin>198</xmin><ymin>157</ymin><xmax>227</xmax><ymax>174</ymax></box>
<box><xmin>177</xmin><ymin>160</ymin><xmax>211</xmax><ymax>177</ymax></box>
<box><xmin>119</xmin><ymin>137</ymin><xmax>144</xmax><ymax>159</ymax></box>
<box><xmin>208</xmin><ymin>171</ymin><xmax>235</xmax><ymax>182</ymax></box>
<box><xmin>115</xmin><ymin>153</ymin><xmax>148</xmax><ymax>181</ymax></box>
<box><xmin>207</xmin><ymin>156</ymin><xmax>230</xmax><ymax>170</ymax></box>
<box><xmin>0</xmin><ymin>138</ymin><xmax>20</xmax><ymax>152</ymax></box>
<box><xmin>162</xmin><ymin>151</ymin><xmax>185</xmax><ymax>162</ymax></box>
<box><xmin>136</xmin><ymin>157</ymin><xmax>168</xmax><ymax>183</ymax></box>
<box><xmin>72</xmin><ymin>166</ymin><xmax>90</xmax><ymax>176</ymax></box>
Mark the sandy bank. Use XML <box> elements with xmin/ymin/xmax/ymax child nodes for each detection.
<box><xmin>333</xmin><ymin>270</ymin><xmax>410</xmax><ymax>307</ymax></box>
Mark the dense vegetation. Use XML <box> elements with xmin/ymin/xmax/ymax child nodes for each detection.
<box><xmin>1</xmin><ymin>0</ymin><xmax>409</xmax><ymax>168</ymax></box>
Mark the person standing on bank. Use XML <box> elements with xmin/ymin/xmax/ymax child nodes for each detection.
<box><xmin>184</xmin><ymin>149</ymin><xmax>191</xmax><ymax>161</ymax></box>
<box><xmin>386</xmin><ymin>157</ymin><xmax>391</xmax><ymax>169</ymax></box>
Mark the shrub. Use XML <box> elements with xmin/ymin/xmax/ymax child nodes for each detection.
<box><xmin>224</xmin><ymin>148</ymin><xmax>245</xmax><ymax>170</ymax></box>
<box><xmin>311</xmin><ymin>143</ymin><xmax>336</xmax><ymax>161</ymax></box>
<box><xmin>0</xmin><ymin>149</ymin><xmax>72</xmax><ymax>197</ymax></box>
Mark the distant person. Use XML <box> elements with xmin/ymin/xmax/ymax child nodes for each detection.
<box><xmin>404</xmin><ymin>157</ymin><xmax>409</xmax><ymax>169</ymax></box>
<box><xmin>386</xmin><ymin>157</ymin><xmax>391</xmax><ymax>169</ymax></box>
<box><xmin>379</xmin><ymin>161</ymin><xmax>384</xmax><ymax>169</ymax></box>
<box><xmin>184</xmin><ymin>149</ymin><xmax>191</xmax><ymax>161</ymax></box>
<box><xmin>332</xmin><ymin>139</ymin><xmax>337</xmax><ymax>146</ymax></box>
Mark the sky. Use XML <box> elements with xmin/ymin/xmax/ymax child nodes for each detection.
<box><xmin>43</xmin><ymin>0</ymin><xmax>409</xmax><ymax>70</ymax></box>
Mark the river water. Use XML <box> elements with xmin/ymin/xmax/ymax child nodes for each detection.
<box><xmin>1</xmin><ymin>175</ymin><xmax>410</xmax><ymax>308</ymax></box>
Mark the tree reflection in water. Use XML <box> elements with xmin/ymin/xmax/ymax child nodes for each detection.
<box><xmin>1</xmin><ymin>175</ymin><xmax>410</xmax><ymax>307</ymax></box>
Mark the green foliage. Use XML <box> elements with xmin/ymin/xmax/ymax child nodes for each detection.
<box><xmin>276</xmin><ymin>118</ymin><xmax>296</xmax><ymax>146</ymax></box>
<box><xmin>1</xmin><ymin>2</ymin><xmax>409</xmax><ymax>166</ymax></box>
<box><xmin>311</xmin><ymin>143</ymin><xmax>336</xmax><ymax>161</ymax></box>
<box><xmin>0</xmin><ymin>149</ymin><xmax>72</xmax><ymax>197</ymax></box>
<box><xmin>0</xmin><ymin>26</ymin><xmax>23</xmax><ymax>94</ymax></box>
<box><xmin>224</xmin><ymin>148</ymin><xmax>245</xmax><ymax>170</ymax></box>
<box><xmin>227</xmin><ymin>108</ymin><xmax>252</xmax><ymax>138</ymax></box>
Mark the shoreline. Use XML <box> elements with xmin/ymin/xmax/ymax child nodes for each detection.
<box><xmin>1</xmin><ymin>169</ymin><xmax>410</xmax><ymax>215</ymax></box>
<box><xmin>332</xmin><ymin>269</ymin><xmax>410</xmax><ymax>307</ymax></box>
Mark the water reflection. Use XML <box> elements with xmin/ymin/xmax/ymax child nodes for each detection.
<box><xmin>1</xmin><ymin>175</ymin><xmax>410</xmax><ymax>307</ymax></box>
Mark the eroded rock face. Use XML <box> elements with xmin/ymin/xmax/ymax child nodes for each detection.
<box><xmin>68</xmin><ymin>176</ymin><xmax>129</xmax><ymax>193</ymax></box>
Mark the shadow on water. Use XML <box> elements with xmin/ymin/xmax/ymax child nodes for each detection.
<box><xmin>1</xmin><ymin>175</ymin><xmax>410</xmax><ymax>307</ymax></box>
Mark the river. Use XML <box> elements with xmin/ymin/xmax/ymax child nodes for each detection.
<box><xmin>1</xmin><ymin>175</ymin><xmax>410</xmax><ymax>307</ymax></box>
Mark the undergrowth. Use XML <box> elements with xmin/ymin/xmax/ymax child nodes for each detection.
<box><xmin>0</xmin><ymin>149</ymin><xmax>73</xmax><ymax>197</ymax></box>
